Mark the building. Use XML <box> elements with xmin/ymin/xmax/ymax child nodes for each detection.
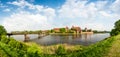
<box><xmin>71</xmin><ymin>26</ymin><xmax>82</xmax><ymax>33</ymax></box>
<box><xmin>65</xmin><ymin>26</ymin><xmax>69</xmax><ymax>32</ymax></box>
<box><xmin>53</xmin><ymin>28</ymin><xmax>60</xmax><ymax>33</ymax></box>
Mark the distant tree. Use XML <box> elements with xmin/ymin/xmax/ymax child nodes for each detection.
<box><xmin>88</xmin><ymin>29</ymin><xmax>92</xmax><ymax>32</ymax></box>
<box><xmin>50</xmin><ymin>30</ymin><xmax>54</xmax><ymax>33</ymax></box>
<box><xmin>29</xmin><ymin>31</ymin><xmax>33</xmax><ymax>34</ymax></box>
<box><xmin>115</xmin><ymin>20</ymin><xmax>120</xmax><ymax>30</ymax></box>
<box><xmin>35</xmin><ymin>30</ymin><xmax>42</xmax><ymax>34</ymax></box>
<box><xmin>93</xmin><ymin>30</ymin><xmax>98</xmax><ymax>33</ymax></box>
<box><xmin>110</xmin><ymin>29</ymin><xmax>119</xmax><ymax>36</ymax></box>
<box><xmin>0</xmin><ymin>25</ymin><xmax>7</xmax><ymax>35</ymax></box>
<box><xmin>60</xmin><ymin>28</ymin><xmax>66</xmax><ymax>33</ymax></box>
<box><xmin>110</xmin><ymin>20</ymin><xmax>120</xmax><ymax>36</ymax></box>
<box><xmin>82</xmin><ymin>30</ymin><xmax>86</xmax><ymax>32</ymax></box>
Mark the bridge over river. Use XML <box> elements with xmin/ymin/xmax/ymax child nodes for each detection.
<box><xmin>6</xmin><ymin>32</ymin><xmax>49</xmax><ymax>41</ymax></box>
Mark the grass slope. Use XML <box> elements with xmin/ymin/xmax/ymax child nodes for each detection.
<box><xmin>105</xmin><ymin>35</ymin><xmax>120</xmax><ymax>57</ymax></box>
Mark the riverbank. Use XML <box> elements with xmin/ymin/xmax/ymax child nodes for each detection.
<box><xmin>105</xmin><ymin>35</ymin><xmax>120</xmax><ymax>57</ymax></box>
<box><xmin>25</xmin><ymin>42</ymin><xmax>83</xmax><ymax>54</ymax></box>
<box><xmin>50</xmin><ymin>32</ymin><xmax>93</xmax><ymax>35</ymax></box>
<box><xmin>0</xmin><ymin>34</ymin><xmax>120</xmax><ymax>57</ymax></box>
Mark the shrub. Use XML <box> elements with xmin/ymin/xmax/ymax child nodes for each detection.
<box><xmin>26</xmin><ymin>43</ymin><xmax>42</xmax><ymax>57</ymax></box>
<box><xmin>55</xmin><ymin>45</ymin><xmax>66</xmax><ymax>55</ymax></box>
<box><xmin>0</xmin><ymin>35</ymin><xmax>10</xmax><ymax>44</ymax></box>
<box><xmin>110</xmin><ymin>20</ymin><xmax>120</xmax><ymax>36</ymax></box>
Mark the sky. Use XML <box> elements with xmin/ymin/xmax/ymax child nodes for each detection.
<box><xmin>0</xmin><ymin>0</ymin><xmax>120</xmax><ymax>32</ymax></box>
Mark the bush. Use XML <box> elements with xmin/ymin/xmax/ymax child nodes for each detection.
<box><xmin>55</xmin><ymin>45</ymin><xmax>66</xmax><ymax>55</ymax></box>
<box><xmin>26</xmin><ymin>43</ymin><xmax>42</xmax><ymax>57</ymax></box>
<box><xmin>0</xmin><ymin>35</ymin><xmax>10</xmax><ymax>44</ymax></box>
<box><xmin>110</xmin><ymin>20</ymin><xmax>120</xmax><ymax>36</ymax></box>
<box><xmin>0</xmin><ymin>25</ymin><xmax>7</xmax><ymax>35</ymax></box>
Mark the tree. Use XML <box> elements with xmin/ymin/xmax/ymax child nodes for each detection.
<box><xmin>60</xmin><ymin>28</ymin><xmax>66</xmax><ymax>33</ymax></box>
<box><xmin>50</xmin><ymin>30</ymin><xmax>54</xmax><ymax>33</ymax></box>
<box><xmin>115</xmin><ymin>20</ymin><xmax>120</xmax><ymax>30</ymax></box>
<box><xmin>0</xmin><ymin>25</ymin><xmax>7</xmax><ymax>35</ymax></box>
<box><xmin>110</xmin><ymin>20</ymin><xmax>120</xmax><ymax>36</ymax></box>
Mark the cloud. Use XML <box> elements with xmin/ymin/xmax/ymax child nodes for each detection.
<box><xmin>2</xmin><ymin>11</ymin><xmax>54</xmax><ymax>32</ymax></box>
<box><xmin>57</xmin><ymin>0</ymin><xmax>120</xmax><ymax>31</ymax></box>
<box><xmin>3</xmin><ymin>0</ymin><xmax>56</xmax><ymax>32</ymax></box>
<box><xmin>7</xmin><ymin>0</ymin><xmax>26</xmax><ymax>7</ymax></box>
<box><xmin>110</xmin><ymin>0</ymin><xmax>120</xmax><ymax>14</ymax></box>
<box><xmin>3</xmin><ymin>8</ymin><xmax>11</xmax><ymax>12</ymax></box>
<box><xmin>2</xmin><ymin>0</ymin><xmax>120</xmax><ymax>32</ymax></box>
<box><xmin>58</xmin><ymin>0</ymin><xmax>97</xmax><ymax>19</ymax></box>
<box><xmin>8</xmin><ymin>0</ymin><xmax>35</xmax><ymax>9</ymax></box>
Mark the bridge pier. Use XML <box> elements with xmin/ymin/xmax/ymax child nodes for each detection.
<box><xmin>38</xmin><ymin>34</ymin><xmax>41</xmax><ymax>38</ymax></box>
<box><xmin>7</xmin><ymin>33</ymin><xmax>13</xmax><ymax>38</ymax></box>
<box><xmin>8</xmin><ymin>34</ymin><xmax>11</xmax><ymax>38</ymax></box>
<box><xmin>24</xmin><ymin>34</ymin><xmax>30</xmax><ymax>42</ymax></box>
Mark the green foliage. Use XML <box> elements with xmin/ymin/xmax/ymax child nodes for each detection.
<box><xmin>50</xmin><ymin>30</ymin><xmax>54</xmax><ymax>33</ymax></box>
<box><xmin>0</xmin><ymin>25</ymin><xmax>7</xmax><ymax>35</ymax></box>
<box><xmin>115</xmin><ymin>20</ymin><xmax>120</xmax><ymax>29</ymax></box>
<box><xmin>110</xmin><ymin>29</ymin><xmax>119</xmax><ymax>36</ymax></box>
<box><xmin>0</xmin><ymin>35</ymin><xmax>10</xmax><ymax>44</ymax></box>
<box><xmin>0</xmin><ymin>32</ymin><xmax>118</xmax><ymax>57</ymax></box>
<box><xmin>93</xmin><ymin>30</ymin><xmax>98</xmax><ymax>33</ymax></box>
<box><xmin>69</xmin><ymin>36</ymin><xmax>115</xmax><ymax>57</ymax></box>
<box><xmin>55</xmin><ymin>45</ymin><xmax>66</xmax><ymax>55</ymax></box>
<box><xmin>60</xmin><ymin>28</ymin><xmax>66</xmax><ymax>33</ymax></box>
<box><xmin>0</xmin><ymin>36</ymin><xmax>27</xmax><ymax>57</ymax></box>
<box><xmin>110</xmin><ymin>20</ymin><xmax>120</xmax><ymax>36</ymax></box>
<box><xmin>0</xmin><ymin>35</ymin><xmax>42</xmax><ymax>57</ymax></box>
<box><xmin>26</xmin><ymin>43</ymin><xmax>42</xmax><ymax>57</ymax></box>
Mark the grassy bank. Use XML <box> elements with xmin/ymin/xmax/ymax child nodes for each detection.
<box><xmin>0</xmin><ymin>35</ymin><xmax>119</xmax><ymax>57</ymax></box>
<box><xmin>105</xmin><ymin>35</ymin><xmax>120</xmax><ymax>57</ymax></box>
<box><xmin>25</xmin><ymin>42</ymin><xmax>83</xmax><ymax>54</ymax></box>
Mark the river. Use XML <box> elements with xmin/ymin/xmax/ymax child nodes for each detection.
<box><xmin>11</xmin><ymin>33</ymin><xmax>110</xmax><ymax>46</ymax></box>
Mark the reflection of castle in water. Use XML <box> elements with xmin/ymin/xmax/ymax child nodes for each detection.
<box><xmin>72</xmin><ymin>34</ymin><xmax>82</xmax><ymax>39</ymax></box>
<box><xmin>83</xmin><ymin>34</ymin><xmax>92</xmax><ymax>45</ymax></box>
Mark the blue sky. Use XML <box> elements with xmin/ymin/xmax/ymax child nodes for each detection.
<box><xmin>0</xmin><ymin>0</ymin><xmax>120</xmax><ymax>32</ymax></box>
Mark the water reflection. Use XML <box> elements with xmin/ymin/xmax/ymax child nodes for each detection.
<box><xmin>11</xmin><ymin>33</ymin><xmax>109</xmax><ymax>46</ymax></box>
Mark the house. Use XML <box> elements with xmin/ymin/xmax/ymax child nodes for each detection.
<box><xmin>53</xmin><ymin>28</ymin><xmax>60</xmax><ymax>33</ymax></box>
<box><xmin>71</xmin><ymin>26</ymin><xmax>82</xmax><ymax>33</ymax></box>
<box><xmin>65</xmin><ymin>26</ymin><xmax>69</xmax><ymax>32</ymax></box>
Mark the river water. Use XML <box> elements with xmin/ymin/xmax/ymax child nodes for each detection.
<box><xmin>11</xmin><ymin>33</ymin><xmax>110</xmax><ymax>46</ymax></box>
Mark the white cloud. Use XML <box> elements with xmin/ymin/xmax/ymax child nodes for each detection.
<box><xmin>8</xmin><ymin>0</ymin><xmax>35</xmax><ymax>9</ymax></box>
<box><xmin>8</xmin><ymin>0</ymin><xmax>26</xmax><ymax>7</ymax></box>
<box><xmin>2</xmin><ymin>11</ymin><xmax>54</xmax><ymax>32</ymax></box>
<box><xmin>58</xmin><ymin>0</ymin><xmax>97</xmax><ymax>19</ymax></box>
<box><xmin>3</xmin><ymin>8</ymin><xmax>11</xmax><ymax>12</ymax></box>
<box><xmin>2</xmin><ymin>0</ymin><xmax>120</xmax><ymax>32</ymax></box>
<box><xmin>57</xmin><ymin>0</ymin><xmax>120</xmax><ymax>31</ymax></box>
<box><xmin>84</xmin><ymin>23</ymin><xmax>105</xmax><ymax>31</ymax></box>
<box><xmin>110</xmin><ymin>0</ymin><xmax>120</xmax><ymax>14</ymax></box>
<box><xmin>3</xmin><ymin>0</ymin><xmax>56</xmax><ymax>32</ymax></box>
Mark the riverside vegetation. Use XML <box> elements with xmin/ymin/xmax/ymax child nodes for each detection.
<box><xmin>0</xmin><ymin>33</ymin><xmax>118</xmax><ymax>57</ymax></box>
<box><xmin>0</xmin><ymin>20</ymin><xmax>120</xmax><ymax>57</ymax></box>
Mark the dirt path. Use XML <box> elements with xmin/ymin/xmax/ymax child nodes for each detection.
<box><xmin>105</xmin><ymin>35</ymin><xmax>120</xmax><ymax>57</ymax></box>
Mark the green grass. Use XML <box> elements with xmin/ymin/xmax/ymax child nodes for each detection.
<box><xmin>105</xmin><ymin>35</ymin><xmax>120</xmax><ymax>57</ymax></box>
<box><xmin>0</xmin><ymin>35</ymin><xmax>41</xmax><ymax>57</ymax></box>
